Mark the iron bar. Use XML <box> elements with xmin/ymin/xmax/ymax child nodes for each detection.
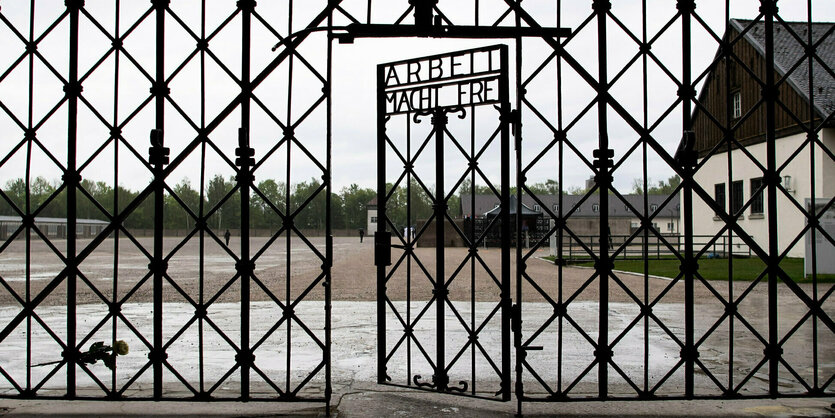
<box><xmin>680</xmin><ymin>0</ymin><xmax>695</xmax><ymax>399</ymax></box>
<box><xmin>66</xmin><ymin>0</ymin><xmax>80</xmax><ymax>398</ymax></box>
<box><xmin>339</xmin><ymin>23</ymin><xmax>570</xmax><ymax>41</ymax></box>
<box><xmin>514</xmin><ymin>9</ymin><xmax>523</xmax><ymax>411</ymax></box>
<box><xmin>376</xmin><ymin>62</ymin><xmax>387</xmax><ymax>385</ymax></box>
<box><xmin>762</xmin><ymin>0</ymin><xmax>780</xmax><ymax>397</ymax></box>
<box><xmin>432</xmin><ymin>108</ymin><xmax>447</xmax><ymax>393</ymax></box>
<box><xmin>594</xmin><ymin>0</ymin><xmax>611</xmax><ymax>399</ymax></box>
<box><xmin>239</xmin><ymin>0</ymin><xmax>253</xmax><ymax>400</ymax></box>
<box><xmin>498</xmin><ymin>45</ymin><xmax>511</xmax><ymax>403</ymax></box>
<box><xmin>151</xmin><ymin>0</ymin><xmax>167</xmax><ymax>400</ymax></box>
<box><xmin>325</xmin><ymin>13</ymin><xmax>334</xmax><ymax>409</ymax></box>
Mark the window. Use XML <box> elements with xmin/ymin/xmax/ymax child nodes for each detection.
<box><xmin>625</xmin><ymin>205</ymin><xmax>630</xmax><ymax>213</ymax></box>
<box><xmin>731</xmin><ymin>180</ymin><xmax>744</xmax><ymax>214</ymax></box>
<box><xmin>553</xmin><ymin>204</ymin><xmax>559</xmax><ymax>212</ymax></box>
<box><xmin>370</xmin><ymin>216</ymin><xmax>377</xmax><ymax>223</ymax></box>
<box><xmin>533</xmin><ymin>204</ymin><xmax>540</xmax><ymax>211</ymax></box>
<box><xmin>750</xmin><ymin>177</ymin><xmax>764</xmax><ymax>214</ymax></box>
<box><xmin>650</xmin><ymin>204</ymin><xmax>658</xmax><ymax>212</ymax></box>
<box><xmin>667</xmin><ymin>222</ymin><xmax>674</xmax><ymax>232</ymax></box>
<box><xmin>592</xmin><ymin>204</ymin><xmax>599</xmax><ymax>213</ymax></box>
<box><xmin>714</xmin><ymin>183</ymin><xmax>726</xmax><ymax>215</ymax></box>
<box><xmin>732</xmin><ymin>91</ymin><xmax>742</xmax><ymax>119</ymax></box>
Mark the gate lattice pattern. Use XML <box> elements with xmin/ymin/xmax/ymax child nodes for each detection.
<box><xmin>0</xmin><ymin>0</ymin><xmax>831</xmax><ymax>408</ymax></box>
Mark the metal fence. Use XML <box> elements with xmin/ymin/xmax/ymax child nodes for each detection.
<box><xmin>0</xmin><ymin>0</ymin><xmax>831</xmax><ymax>413</ymax></box>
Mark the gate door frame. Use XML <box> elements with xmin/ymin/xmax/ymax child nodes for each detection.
<box><xmin>375</xmin><ymin>45</ymin><xmax>512</xmax><ymax>400</ymax></box>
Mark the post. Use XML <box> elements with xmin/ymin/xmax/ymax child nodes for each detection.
<box><xmin>150</xmin><ymin>0</ymin><xmax>167</xmax><ymax>400</ymax></box>
<box><xmin>237</xmin><ymin>0</ymin><xmax>255</xmax><ymax>400</ymax></box>
<box><xmin>593</xmin><ymin>0</ymin><xmax>612</xmax><ymax>398</ymax></box>
<box><xmin>432</xmin><ymin>108</ymin><xmax>448</xmax><ymax>392</ymax></box>
<box><xmin>65</xmin><ymin>0</ymin><xmax>81</xmax><ymax>397</ymax></box>
<box><xmin>679</xmin><ymin>0</ymin><xmax>697</xmax><ymax>398</ymax></box>
<box><xmin>498</xmin><ymin>45</ymin><xmax>511</xmax><ymax>401</ymax></box>
<box><xmin>376</xmin><ymin>64</ymin><xmax>387</xmax><ymax>384</ymax></box>
<box><xmin>761</xmin><ymin>0</ymin><xmax>780</xmax><ymax>396</ymax></box>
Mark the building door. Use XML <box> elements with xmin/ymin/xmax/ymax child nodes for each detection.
<box><xmin>375</xmin><ymin>45</ymin><xmax>512</xmax><ymax>400</ymax></box>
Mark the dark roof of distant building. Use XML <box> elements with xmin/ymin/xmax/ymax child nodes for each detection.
<box><xmin>461</xmin><ymin>193</ymin><xmax>679</xmax><ymax>219</ymax></box>
<box><xmin>730</xmin><ymin>19</ymin><xmax>834</xmax><ymax>118</ymax></box>
<box><xmin>367</xmin><ymin>196</ymin><xmax>377</xmax><ymax>208</ymax></box>
<box><xmin>483</xmin><ymin>195</ymin><xmax>541</xmax><ymax>217</ymax></box>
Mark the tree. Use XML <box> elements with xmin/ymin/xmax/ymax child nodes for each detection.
<box><xmin>633</xmin><ymin>175</ymin><xmax>681</xmax><ymax>195</ymax></box>
<box><xmin>206</xmin><ymin>174</ymin><xmax>233</xmax><ymax>230</ymax></box>
<box><xmin>252</xmin><ymin>179</ymin><xmax>287</xmax><ymax>229</ymax></box>
<box><xmin>340</xmin><ymin>184</ymin><xmax>375</xmax><ymax>230</ymax></box>
<box><xmin>291</xmin><ymin>178</ymin><xmax>327</xmax><ymax>230</ymax></box>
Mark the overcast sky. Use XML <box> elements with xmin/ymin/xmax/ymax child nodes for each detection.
<box><xmin>0</xmin><ymin>1</ymin><xmax>832</xmax><ymax>198</ymax></box>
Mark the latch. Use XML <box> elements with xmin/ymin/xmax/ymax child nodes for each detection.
<box><xmin>374</xmin><ymin>231</ymin><xmax>392</xmax><ymax>266</ymax></box>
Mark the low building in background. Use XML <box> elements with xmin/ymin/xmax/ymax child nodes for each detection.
<box><xmin>0</xmin><ymin>216</ymin><xmax>109</xmax><ymax>240</ymax></box>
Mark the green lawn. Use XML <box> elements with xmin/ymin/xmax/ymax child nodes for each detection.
<box><xmin>555</xmin><ymin>257</ymin><xmax>835</xmax><ymax>283</ymax></box>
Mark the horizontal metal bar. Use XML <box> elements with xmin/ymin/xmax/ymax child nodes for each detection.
<box><xmin>341</xmin><ymin>23</ymin><xmax>570</xmax><ymax>40</ymax></box>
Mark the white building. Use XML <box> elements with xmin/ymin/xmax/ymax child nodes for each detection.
<box><xmin>689</xmin><ymin>19</ymin><xmax>835</xmax><ymax>258</ymax></box>
<box><xmin>366</xmin><ymin>197</ymin><xmax>378</xmax><ymax>234</ymax></box>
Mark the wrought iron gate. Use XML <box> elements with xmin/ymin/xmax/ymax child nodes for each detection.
<box><xmin>0</xmin><ymin>0</ymin><xmax>831</xmax><ymax>412</ymax></box>
<box><xmin>376</xmin><ymin>45</ymin><xmax>512</xmax><ymax>400</ymax></box>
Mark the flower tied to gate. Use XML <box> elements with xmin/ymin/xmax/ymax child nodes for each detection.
<box><xmin>33</xmin><ymin>340</ymin><xmax>130</xmax><ymax>370</ymax></box>
<box><xmin>113</xmin><ymin>340</ymin><xmax>129</xmax><ymax>356</ymax></box>
<box><xmin>79</xmin><ymin>340</ymin><xmax>130</xmax><ymax>370</ymax></box>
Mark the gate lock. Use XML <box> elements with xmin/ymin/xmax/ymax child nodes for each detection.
<box><xmin>374</xmin><ymin>231</ymin><xmax>392</xmax><ymax>266</ymax></box>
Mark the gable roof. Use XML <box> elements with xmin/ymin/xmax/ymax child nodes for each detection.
<box><xmin>462</xmin><ymin>193</ymin><xmax>679</xmax><ymax>219</ymax></box>
<box><xmin>483</xmin><ymin>195</ymin><xmax>541</xmax><ymax>217</ymax></box>
<box><xmin>730</xmin><ymin>19</ymin><xmax>835</xmax><ymax>119</ymax></box>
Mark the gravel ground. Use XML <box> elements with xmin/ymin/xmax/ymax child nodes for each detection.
<box><xmin>0</xmin><ymin>235</ymin><xmax>824</xmax><ymax>309</ymax></box>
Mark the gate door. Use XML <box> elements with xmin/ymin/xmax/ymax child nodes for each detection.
<box><xmin>376</xmin><ymin>45</ymin><xmax>511</xmax><ymax>400</ymax></box>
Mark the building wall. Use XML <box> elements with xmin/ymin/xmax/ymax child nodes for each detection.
<box><xmin>690</xmin><ymin>128</ymin><xmax>833</xmax><ymax>258</ymax></box>
<box><xmin>691</xmin><ymin>25</ymin><xmax>822</xmax><ymax>156</ymax></box>
<box><xmin>367</xmin><ymin>207</ymin><xmax>378</xmax><ymax>234</ymax></box>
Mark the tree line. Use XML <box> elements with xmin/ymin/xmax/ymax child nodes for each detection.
<box><xmin>0</xmin><ymin>174</ymin><xmax>679</xmax><ymax>232</ymax></box>
<box><xmin>0</xmin><ymin>175</ymin><xmax>375</xmax><ymax>231</ymax></box>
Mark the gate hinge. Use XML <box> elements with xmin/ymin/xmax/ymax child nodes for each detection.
<box><xmin>511</xmin><ymin>303</ymin><xmax>521</xmax><ymax>333</ymax></box>
<box><xmin>499</xmin><ymin>108</ymin><xmax>520</xmax><ymax>135</ymax></box>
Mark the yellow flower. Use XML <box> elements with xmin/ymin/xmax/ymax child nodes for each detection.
<box><xmin>114</xmin><ymin>340</ymin><xmax>129</xmax><ymax>356</ymax></box>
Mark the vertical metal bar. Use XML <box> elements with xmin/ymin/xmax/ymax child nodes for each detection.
<box><xmin>761</xmin><ymin>0</ymin><xmax>780</xmax><ymax>397</ymax></box>
<box><xmin>680</xmin><ymin>0</ymin><xmax>695</xmax><ymax>398</ymax></box>
<box><xmin>556</xmin><ymin>0</ymin><xmax>565</xmax><ymax>397</ymax></box>
<box><xmin>111</xmin><ymin>0</ymin><xmax>123</xmax><ymax>394</ymax></box>
<box><xmin>66</xmin><ymin>0</ymin><xmax>81</xmax><ymax>398</ymax></box>
<box><xmin>239</xmin><ymin>0</ymin><xmax>253</xmax><ymax>400</ymax></box>
<box><xmin>498</xmin><ymin>45</ymin><xmax>511</xmax><ymax>402</ymax></box>
<box><xmin>325</xmin><ymin>13</ymin><xmax>334</xmax><ymax>409</ymax></box>
<box><xmin>514</xmin><ymin>8</ymin><xmax>524</xmax><ymax>414</ymax></box>
<box><xmin>722</xmin><ymin>1</ymin><xmax>734</xmax><ymax>392</ymax></box>
<box><xmin>406</xmin><ymin>103</ymin><xmax>412</xmax><ymax>386</ymax></box>
<box><xmin>25</xmin><ymin>0</ymin><xmax>35</xmax><ymax>396</ymax></box>
<box><xmin>376</xmin><ymin>63</ymin><xmax>387</xmax><ymax>384</ymax></box>
<box><xmin>804</xmin><ymin>0</ymin><xmax>818</xmax><ymax>393</ymax></box>
<box><xmin>151</xmin><ymin>0</ymin><xmax>166</xmax><ymax>400</ymax></box>
<box><xmin>285</xmin><ymin>0</ymin><xmax>295</xmax><ymax>395</ymax></box>
<box><xmin>593</xmin><ymin>0</ymin><xmax>610</xmax><ymax>399</ymax></box>
<box><xmin>469</xmin><ymin>52</ymin><xmax>476</xmax><ymax>397</ymax></box>
<box><xmin>198</xmin><ymin>0</ymin><xmax>207</xmax><ymax>396</ymax></box>
<box><xmin>433</xmin><ymin>108</ymin><xmax>447</xmax><ymax>392</ymax></box>
<box><xmin>641</xmin><ymin>0</ymin><xmax>650</xmax><ymax>395</ymax></box>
